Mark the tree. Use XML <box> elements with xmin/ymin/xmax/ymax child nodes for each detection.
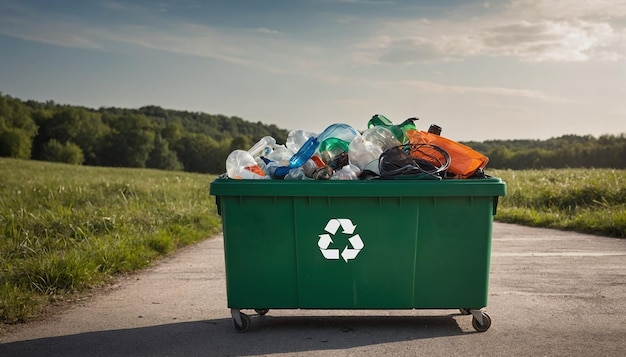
<box><xmin>229</xmin><ymin>135</ymin><xmax>251</xmax><ymax>152</ymax></box>
<box><xmin>99</xmin><ymin>114</ymin><xmax>156</xmax><ymax>168</ymax></box>
<box><xmin>162</xmin><ymin>121</ymin><xmax>183</xmax><ymax>146</ymax></box>
<box><xmin>34</xmin><ymin>107</ymin><xmax>109</xmax><ymax>165</ymax></box>
<box><xmin>174</xmin><ymin>133</ymin><xmax>228</xmax><ymax>173</ymax></box>
<box><xmin>0</xmin><ymin>128</ymin><xmax>32</xmax><ymax>159</ymax></box>
<box><xmin>0</xmin><ymin>94</ymin><xmax>38</xmax><ymax>159</ymax></box>
<box><xmin>146</xmin><ymin>135</ymin><xmax>183</xmax><ymax>171</ymax></box>
<box><xmin>41</xmin><ymin>139</ymin><xmax>84</xmax><ymax>165</ymax></box>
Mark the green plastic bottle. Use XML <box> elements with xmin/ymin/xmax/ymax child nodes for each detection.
<box><xmin>367</xmin><ymin>115</ymin><xmax>417</xmax><ymax>143</ymax></box>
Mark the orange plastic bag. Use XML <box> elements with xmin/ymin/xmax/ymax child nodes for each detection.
<box><xmin>405</xmin><ymin>129</ymin><xmax>488</xmax><ymax>179</ymax></box>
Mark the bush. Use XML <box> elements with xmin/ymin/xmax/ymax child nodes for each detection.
<box><xmin>41</xmin><ymin>140</ymin><xmax>84</xmax><ymax>165</ymax></box>
<box><xmin>0</xmin><ymin>127</ymin><xmax>32</xmax><ymax>159</ymax></box>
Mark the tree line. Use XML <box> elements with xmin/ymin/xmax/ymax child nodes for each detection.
<box><xmin>1</xmin><ymin>92</ymin><xmax>625</xmax><ymax>173</ymax></box>
<box><xmin>0</xmin><ymin>93</ymin><xmax>288</xmax><ymax>173</ymax></box>
<box><xmin>465</xmin><ymin>134</ymin><xmax>626</xmax><ymax>170</ymax></box>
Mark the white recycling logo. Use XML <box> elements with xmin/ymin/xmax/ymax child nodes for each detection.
<box><xmin>317</xmin><ymin>218</ymin><xmax>364</xmax><ymax>262</ymax></box>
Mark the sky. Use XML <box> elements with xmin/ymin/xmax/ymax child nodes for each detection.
<box><xmin>0</xmin><ymin>0</ymin><xmax>625</xmax><ymax>141</ymax></box>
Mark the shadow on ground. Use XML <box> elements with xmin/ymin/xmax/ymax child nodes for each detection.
<box><xmin>0</xmin><ymin>313</ymin><xmax>476</xmax><ymax>356</ymax></box>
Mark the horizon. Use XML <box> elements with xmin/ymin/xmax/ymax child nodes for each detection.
<box><xmin>1</xmin><ymin>0</ymin><xmax>625</xmax><ymax>142</ymax></box>
<box><xmin>3</xmin><ymin>90</ymin><xmax>624</xmax><ymax>143</ymax></box>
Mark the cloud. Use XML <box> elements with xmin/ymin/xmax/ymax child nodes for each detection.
<box><xmin>252</xmin><ymin>27</ymin><xmax>281</xmax><ymax>35</ymax></box>
<box><xmin>355</xmin><ymin>0</ymin><xmax>626</xmax><ymax>64</ymax></box>
<box><xmin>481</xmin><ymin>20</ymin><xmax>618</xmax><ymax>62</ymax></box>
<box><xmin>0</xmin><ymin>14</ymin><xmax>102</xmax><ymax>49</ymax></box>
<box><xmin>398</xmin><ymin>80</ymin><xmax>571</xmax><ymax>103</ymax></box>
<box><xmin>0</xmin><ymin>2</ymin><xmax>309</xmax><ymax>74</ymax></box>
<box><xmin>3</xmin><ymin>0</ymin><xmax>624</xmax><ymax>78</ymax></box>
<box><xmin>508</xmin><ymin>0</ymin><xmax>626</xmax><ymax>22</ymax></box>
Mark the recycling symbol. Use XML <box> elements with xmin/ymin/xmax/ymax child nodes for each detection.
<box><xmin>317</xmin><ymin>218</ymin><xmax>364</xmax><ymax>262</ymax></box>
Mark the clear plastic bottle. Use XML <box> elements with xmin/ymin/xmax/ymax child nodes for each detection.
<box><xmin>248</xmin><ymin>136</ymin><xmax>277</xmax><ymax>158</ymax></box>
<box><xmin>264</xmin><ymin>145</ymin><xmax>293</xmax><ymax>163</ymax></box>
<box><xmin>349</xmin><ymin>127</ymin><xmax>401</xmax><ymax>175</ymax></box>
<box><xmin>284</xmin><ymin>167</ymin><xmax>307</xmax><ymax>180</ymax></box>
<box><xmin>286</xmin><ymin>129</ymin><xmax>316</xmax><ymax>153</ymax></box>
<box><xmin>362</xmin><ymin>126</ymin><xmax>402</xmax><ymax>151</ymax></box>
<box><xmin>317</xmin><ymin>123</ymin><xmax>359</xmax><ymax>143</ymax></box>
<box><xmin>247</xmin><ymin>136</ymin><xmax>278</xmax><ymax>170</ymax></box>
<box><xmin>226</xmin><ymin>150</ymin><xmax>268</xmax><ymax>179</ymax></box>
<box><xmin>331</xmin><ymin>164</ymin><xmax>359</xmax><ymax>180</ymax></box>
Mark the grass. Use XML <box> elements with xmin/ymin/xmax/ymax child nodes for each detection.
<box><xmin>1</xmin><ymin>159</ymin><xmax>624</xmax><ymax>326</ymax></box>
<box><xmin>490</xmin><ymin>168</ymin><xmax>626</xmax><ymax>238</ymax></box>
<box><xmin>0</xmin><ymin>158</ymin><xmax>221</xmax><ymax>324</ymax></box>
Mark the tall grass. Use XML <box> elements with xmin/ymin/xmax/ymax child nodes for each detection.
<box><xmin>0</xmin><ymin>158</ymin><xmax>220</xmax><ymax>324</ymax></box>
<box><xmin>491</xmin><ymin>169</ymin><xmax>626</xmax><ymax>238</ymax></box>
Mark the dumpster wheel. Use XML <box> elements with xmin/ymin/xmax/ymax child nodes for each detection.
<box><xmin>470</xmin><ymin>310</ymin><xmax>491</xmax><ymax>332</ymax></box>
<box><xmin>255</xmin><ymin>308</ymin><xmax>270</xmax><ymax>315</ymax></box>
<box><xmin>231</xmin><ymin>309</ymin><xmax>251</xmax><ymax>332</ymax></box>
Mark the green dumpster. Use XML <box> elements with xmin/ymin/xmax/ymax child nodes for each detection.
<box><xmin>210</xmin><ymin>176</ymin><xmax>506</xmax><ymax>332</ymax></box>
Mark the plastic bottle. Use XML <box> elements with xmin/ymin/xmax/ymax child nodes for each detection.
<box><xmin>318</xmin><ymin>123</ymin><xmax>359</xmax><ymax>143</ymax></box>
<box><xmin>247</xmin><ymin>136</ymin><xmax>279</xmax><ymax>169</ymax></box>
<box><xmin>268</xmin><ymin>123</ymin><xmax>359</xmax><ymax>179</ymax></box>
<box><xmin>362</xmin><ymin>126</ymin><xmax>401</xmax><ymax>151</ymax></box>
<box><xmin>226</xmin><ymin>150</ymin><xmax>268</xmax><ymax>179</ymax></box>
<box><xmin>264</xmin><ymin>145</ymin><xmax>292</xmax><ymax>163</ymax></box>
<box><xmin>331</xmin><ymin>164</ymin><xmax>359</xmax><ymax>180</ymax></box>
<box><xmin>367</xmin><ymin>115</ymin><xmax>417</xmax><ymax>143</ymax></box>
<box><xmin>286</xmin><ymin>130</ymin><xmax>316</xmax><ymax>153</ymax></box>
<box><xmin>248</xmin><ymin>136</ymin><xmax>277</xmax><ymax>157</ymax></box>
<box><xmin>348</xmin><ymin>127</ymin><xmax>401</xmax><ymax>175</ymax></box>
<box><xmin>317</xmin><ymin>124</ymin><xmax>359</xmax><ymax>169</ymax></box>
<box><xmin>284</xmin><ymin>167</ymin><xmax>307</xmax><ymax>180</ymax></box>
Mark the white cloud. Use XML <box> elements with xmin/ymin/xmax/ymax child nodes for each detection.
<box><xmin>508</xmin><ymin>0</ymin><xmax>626</xmax><ymax>22</ymax></box>
<box><xmin>354</xmin><ymin>0</ymin><xmax>626</xmax><ymax>64</ymax></box>
<box><xmin>481</xmin><ymin>20</ymin><xmax>618</xmax><ymax>62</ymax></box>
<box><xmin>398</xmin><ymin>80</ymin><xmax>571</xmax><ymax>103</ymax></box>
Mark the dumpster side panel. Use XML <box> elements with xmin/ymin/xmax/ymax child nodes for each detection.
<box><xmin>211</xmin><ymin>178</ymin><xmax>505</xmax><ymax>312</ymax></box>
<box><xmin>295</xmin><ymin>196</ymin><xmax>418</xmax><ymax>309</ymax></box>
<box><xmin>221</xmin><ymin>195</ymin><xmax>299</xmax><ymax>308</ymax></box>
<box><xmin>413</xmin><ymin>195</ymin><xmax>493</xmax><ymax>308</ymax></box>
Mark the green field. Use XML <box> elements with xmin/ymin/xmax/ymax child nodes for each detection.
<box><xmin>0</xmin><ymin>158</ymin><xmax>220</xmax><ymax>324</ymax></box>
<box><xmin>1</xmin><ymin>159</ymin><xmax>624</xmax><ymax>325</ymax></box>
<box><xmin>491</xmin><ymin>168</ymin><xmax>626</xmax><ymax>238</ymax></box>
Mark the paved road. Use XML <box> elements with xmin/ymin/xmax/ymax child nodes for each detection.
<box><xmin>1</xmin><ymin>223</ymin><xmax>625</xmax><ymax>356</ymax></box>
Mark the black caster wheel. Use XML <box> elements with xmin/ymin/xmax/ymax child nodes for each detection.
<box><xmin>234</xmin><ymin>312</ymin><xmax>251</xmax><ymax>332</ymax></box>
<box><xmin>471</xmin><ymin>311</ymin><xmax>492</xmax><ymax>332</ymax></box>
<box><xmin>255</xmin><ymin>309</ymin><xmax>270</xmax><ymax>315</ymax></box>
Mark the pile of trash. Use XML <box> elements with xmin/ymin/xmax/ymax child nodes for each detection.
<box><xmin>225</xmin><ymin>115</ymin><xmax>489</xmax><ymax>181</ymax></box>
